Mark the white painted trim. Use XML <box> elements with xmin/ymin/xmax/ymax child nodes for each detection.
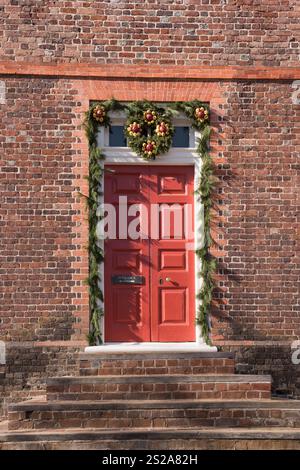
<box><xmin>96</xmin><ymin>114</ymin><xmax>209</xmax><ymax>350</ymax></box>
<box><xmin>85</xmin><ymin>342</ymin><xmax>217</xmax><ymax>353</ymax></box>
<box><xmin>101</xmin><ymin>147</ymin><xmax>199</xmax><ymax>164</ymax></box>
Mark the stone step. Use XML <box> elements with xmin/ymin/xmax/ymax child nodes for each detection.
<box><xmin>79</xmin><ymin>351</ymin><xmax>235</xmax><ymax>376</ymax></box>
<box><xmin>47</xmin><ymin>374</ymin><xmax>271</xmax><ymax>401</ymax></box>
<box><xmin>7</xmin><ymin>399</ymin><xmax>300</xmax><ymax>431</ymax></box>
<box><xmin>2</xmin><ymin>426</ymin><xmax>300</xmax><ymax>450</ymax></box>
<box><xmin>0</xmin><ymin>364</ymin><xmax>5</xmax><ymax>380</ymax></box>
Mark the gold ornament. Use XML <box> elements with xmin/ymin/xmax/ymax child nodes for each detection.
<box><xmin>92</xmin><ymin>105</ymin><xmax>106</xmax><ymax>123</ymax></box>
<box><xmin>155</xmin><ymin>122</ymin><xmax>169</xmax><ymax>137</ymax></box>
<box><xmin>127</xmin><ymin>121</ymin><xmax>142</xmax><ymax>137</ymax></box>
<box><xmin>194</xmin><ymin>107</ymin><xmax>209</xmax><ymax>123</ymax></box>
<box><xmin>144</xmin><ymin>109</ymin><xmax>157</xmax><ymax>125</ymax></box>
<box><xmin>142</xmin><ymin>140</ymin><xmax>157</xmax><ymax>157</ymax></box>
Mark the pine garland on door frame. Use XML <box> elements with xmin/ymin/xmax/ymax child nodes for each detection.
<box><xmin>83</xmin><ymin>99</ymin><xmax>215</xmax><ymax>345</ymax></box>
<box><xmin>195</xmin><ymin>125</ymin><xmax>216</xmax><ymax>344</ymax></box>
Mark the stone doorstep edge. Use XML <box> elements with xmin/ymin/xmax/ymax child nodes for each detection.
<box><xmin>10</xmin><ymin>399</ymin><xmax>300</xmax><ymax>412</ymax></box>
<box><xmin>47</xmin><ymin>374</ymin><xmax>272</xmax><ymax>385</ymax></box>
<box><xmin>2</xmin><ymin>428</ymin><xmax>300</xmax><ymax>442</ymax></box>
<box><xmin>79</xmin><ymin>351</ymin><xmax>235</xmax><ymax>360</ymax></box>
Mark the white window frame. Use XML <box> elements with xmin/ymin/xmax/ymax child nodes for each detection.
<box><xmin>96</xmin><ymin>111</ymin><xmax>198</xmax><ymax>164</ymax></box>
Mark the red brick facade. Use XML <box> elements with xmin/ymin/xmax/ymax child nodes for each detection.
<box><xmin>1</xmin><ymin>77</ymin><xmax>299</xmax><ymax>343</ymax></box>
<box><xmin>0</xmin><ymin>1</ymin><xmax>299</xmax><ymax>410</ymax></box>
<box><xmin>0</xmin><ymin>0</ymin><xmax>299</xmax><ymax>67</ymax></box>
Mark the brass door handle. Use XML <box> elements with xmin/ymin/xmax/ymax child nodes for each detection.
<box><xmin>159</xmin><ymin>277</ymin><xmax>172</xmax><ymax>285</ymax></box>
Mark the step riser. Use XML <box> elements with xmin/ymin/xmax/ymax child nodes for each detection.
<box><xmin>80</xmin><ymin>358</ymin><xmax>235</xmax><ymax>376</ymax></box>
<box><xmin>8</xmin><ymin>407</ymin><xmax>300</xmax><ymax>431</ymax></box>
<box><xmin>47</xmin><ymin>382</ymin><xmax>271</xmax><ymax>401</ymax></box>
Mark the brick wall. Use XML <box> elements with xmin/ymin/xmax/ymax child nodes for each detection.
<box><xmin>219</xmin><ymin>343</ymin><xmax>300</xmax><ymax>399</ymax></box>
<box><xmin>0</xmin><ymin>343</ymin><xmax>84</xmax><ymax>416</ymax></box>
<box><xmin>0</xmin><ymin>0</ymin><xmax>299</xmax><ymax>66</ymax></box>
<box><xmin>0</xmin><ymin>1</ymin><xmax>299</xmax><ymax>407</ymax></box>
<box><xmin>212</xmin><ymin>81</ymin><xmax>300</xmax><ymax>342</ymax></box>
<box><xmin>0</xmin><ymin>78</ymin><xmax>84</xmax><ymax>341</ymax></box>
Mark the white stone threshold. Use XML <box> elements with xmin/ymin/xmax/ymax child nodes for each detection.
<box><xmin>85</xmin><ymin>342</ymin><xmax>218</xmax><ymax>353</ymax></box>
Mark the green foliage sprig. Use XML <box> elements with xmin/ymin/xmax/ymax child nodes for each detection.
<box><xmin>172</xmin><ymin>100</ymin><xmax>210</xmax><ymax>131</ymax></box>
<box><xmin>88</xmin><ymin>98</ymin><xmax>124</xmax><ymax>128</ymax></box>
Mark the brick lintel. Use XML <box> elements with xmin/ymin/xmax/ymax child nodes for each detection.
<box><xmin>0</xmin><ymin>61</ymin><xmax>300</xmax><ymax>81</ymax></box>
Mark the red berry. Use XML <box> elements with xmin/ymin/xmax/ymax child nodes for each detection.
<box><xmin>146</xmin><ymin>113</ymin><xmax>153</xmax><ymax>122</ymax></box>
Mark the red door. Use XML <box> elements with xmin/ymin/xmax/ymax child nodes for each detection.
<box><xmin>104</xmin><ymin>165</ymin><xmax>195</xmax><ymax>342</ymax></box>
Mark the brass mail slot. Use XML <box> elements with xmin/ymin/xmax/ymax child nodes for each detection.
<box><xmin>111</xmin><ymin>275</ymin><xmax>145</xmax><ymax>285</ymax></box>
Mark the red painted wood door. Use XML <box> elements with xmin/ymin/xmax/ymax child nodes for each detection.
<box><xmin>104</xmin><ymin>165</ymin><xmax>195</xmax><ymax>342</ymax></box>
<box><xmin>149</xmin><ymin>166</ymin><xmax>195</xmax><ymax>341</ymax></box>
<box><xmin>104</xmin><ymin>166</ymin><xmax>151</xmax><ymax>342</ymax></box>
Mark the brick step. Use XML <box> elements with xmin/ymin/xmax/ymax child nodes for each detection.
<box><xmin>79</xmin><ymin>351</ymin><xmax>235</xmax><ymax>376</ymax></box>
<box><xmin>2</xmin><ymin>426</ymin><xmax>300</xmax><ymax>450</ymax></box>
<box><xmin>7</xmin><ymin>399</ymin><xmax>300</xmax><ymax>431</ymax></box>
<box><xmin>47</xmin><ymin>374</ymin><xmax>271</xmax><ymax>401</ymax></box>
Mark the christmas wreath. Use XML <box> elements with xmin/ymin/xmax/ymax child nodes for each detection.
<box><xmin>124</xmin><ymin>101</ymin><xmax>174</xmax><ymax>160</ymax></box>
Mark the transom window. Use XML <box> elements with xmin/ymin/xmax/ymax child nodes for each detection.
<box><xmin>108</xmin><ymin>124</ymin><xmax>193</xmax><ymax>148</ymax></box>
<box><xmin>97</xmin><ymin>109</ymin><xmax>198</xmax><ymax>152</ymax></box>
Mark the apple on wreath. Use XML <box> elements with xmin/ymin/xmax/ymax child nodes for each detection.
<box><xmin>127</xmin><ymin>121</ymin><xmax>142</xmax><ymax>137</ymax></box>
<box><xmin>194</xmin><ymin>106</ymin><xmax>209</xmax><ymax>123</ymax></box>
<box><xmin>142</xmin><ymin>140</ymin><xmax>157</xmax><ymax>157</ymax></box>
<box><xmin>92</xmin><ymin>105</ymin><xmax>106</xmax><ymax>123</ymax></box>
<box><xmin>155</xmin><ymin>122</ymin><xmax>169</xmax><ymax>137</ymax></box>
<box><xmin>144</xmin><ymin>109</ymin><xmax>157</xmax><ymax>125</ymax></box>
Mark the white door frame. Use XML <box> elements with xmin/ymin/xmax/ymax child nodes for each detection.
<box><xmin>85</xmin><ymin>114</ymin><xmax>217</xmax><ymax>352</ymax></box>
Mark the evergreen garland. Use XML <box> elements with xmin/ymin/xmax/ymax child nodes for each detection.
<box><xmin>171</xmin><ymin>100</ymin><xmax>210</xmax><ymax>130</ymax></box>
<box><xmin>83</xmin><ymin>109</ymin><xmax>105</xmax><ymax>345</ymax></box>
<box><xmin>195</xmin><ymin>125</ymin><xmax>216</xmax><ymax>344</ymax></box>
<box><xmin>83</xmin><ymin>99</ymin><xmax>215</xmax><ymax>345</ymax></box>
<box><xmin>172</xmin><ymin>101</ymin><xmax>215</xmax><ymax>343</ymax></box>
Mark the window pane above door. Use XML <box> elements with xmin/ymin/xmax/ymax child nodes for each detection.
<box><xmin>107</xmin><ymin>124</ymin><xmax>192</xmax><ymax>149</ymax></box>
<box><xmin>172</xmin><ymin>126</ymin><xmax>190</xmax><ymax>148</ymax></box>
<box><xmin>109</xmin><ymin>126</ymin><xmax>127</xmax><ymax>147</ymax></box>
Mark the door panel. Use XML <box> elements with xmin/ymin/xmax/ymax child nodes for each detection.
<box><xmin>160</xmin><ymin>288</ymin><xmax>187</xmax><ymax>322</ymax></box>
<box><xmin>149</xmin><ymin>166</ymin><xmax>195</xmax><ymax>342</ymax></box>
<box><xmin>104</xmin><ymin>166</ymin><xmax>150</xmax><ymax>342</ymax></box>
<box><xmin>104</xmin><ymin>165</ymin><xmax>195</xmax><ymax>342</ymax></box>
